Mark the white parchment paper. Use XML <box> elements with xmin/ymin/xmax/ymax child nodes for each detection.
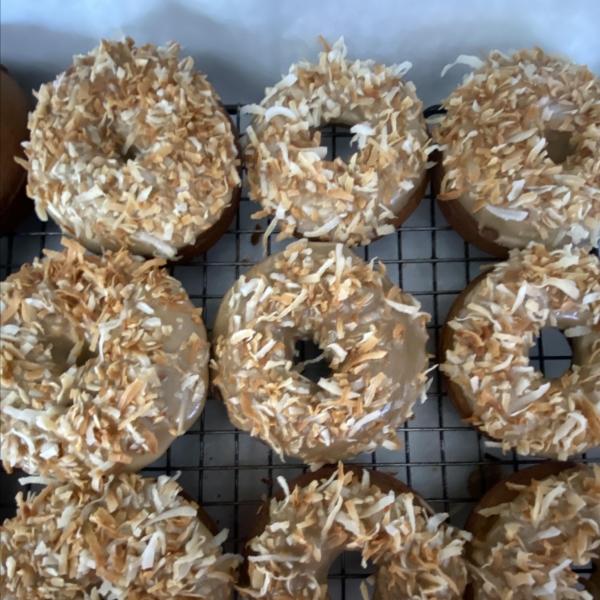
<box><xmin>2</xmin><ymin>0</ymin><xmax>599</xmax><ymax>107</ymax></box>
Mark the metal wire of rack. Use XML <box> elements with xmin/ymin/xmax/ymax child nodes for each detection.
<box><xmin>1</xmin><ymin>104</ymin><xmax>598</xmax><ymax>598</ymax></box>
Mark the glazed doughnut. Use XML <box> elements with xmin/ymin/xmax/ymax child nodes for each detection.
<box><xmin>212</xmin><ymin>239</ymin><xmax>431</xmax><ymax>463</ymax></box>
<box><xmin>465</xmin><ymin>462</ymin><xmax>599</xmax><ymax>600</ymax></box>
<box><xmin>0</xmin><ymin>473</ymin><xmax>239</xmax><ymax>599</ymax></box>
<box><xmin>0</xmin><ymin>239</ymin><xmax>208</xmax><ymax>488</ymax></box>
<box><xmin>440</xmin><ymin>244</ymin><xmax>600</xmax><ymax>459</ymax></box>
<box><xmin>239</xmin><ymin>464</ymin><xmax>469</xmax><ymax>600</ymax></box>
<box><xmin>243</xmin><ymin>37</ymin><xmax>430</xmax><ymax>246</ymax></box>
<box><xmin>432</xmin><ymin>48</ymin><xmax>600</xmax><ymax>257</ymax></box>
<box><xmin>19</xmin><ymin>37</ymin><xmax>241</xmax><ymax>260</ymax></box>
<box><xmin>0</xmin><ymin>66</ymin><xmax>31</xmax><ymax>235</ymax></box>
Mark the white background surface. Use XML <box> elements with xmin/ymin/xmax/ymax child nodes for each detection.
<box><xmin>2</xmin><ymin>0</ymin><xmax>600</xmax><ymax>108</ymax></box>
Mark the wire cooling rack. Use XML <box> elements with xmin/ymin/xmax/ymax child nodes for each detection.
<box><xmin>1</xmin><ymin>104</ymin><xmax>598</xmax><ymax>598</ymax></box>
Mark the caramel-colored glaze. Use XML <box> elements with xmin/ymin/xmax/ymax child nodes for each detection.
<box><xmin>141</xmin><ymin>103</ymin><xmax>243</xmax><ymax>263</ymax></box>
<box><xmin>239</xmin><ymin>465</ymin><xmax>433</xmax><ymax>597</ymax></box>
<box><xmin>440</xmin><ymin>268</ymin><xmax>600</xmax><ymax>452</ymax></box>
<box><xmin>463</xmin><ymin>462</ymin><xmax>583</xmax><ymax>600</ymax></box>
<box><xmin>291</xmin><ymin>171</ymin><xmax>430</xmax><ymax>244</ymax></box>
<box><xmin>176</xmin><ymin>181</ymin><xmax>241</xmax><ymax>262</ymax></box>
<box><xmin>213</xmin><ymin>243</ymin><xmax>430</xmax><ymax>463</ymax></box>
<box><xmin>430</xmin><ymin>153</ymin><xmax>509</xmax><ymax>258</ymax></box>
<box><xmin>78</xmin><ymin>105</ymin><xmax>243</xmax><ymax>263</ymax></box>
<box><xmin>0</xmin><ymin>67</ymin><xmax>31</xmax><ymax>234</ymax></box>
<box><xmin>79</xmin><ymin>181</ymin><xmax>241</xmax><ymax>262</ymax></box>
<box><xmin>439</xmin><ymin>271</ymin><xmax>492</xmax><ymax>431</ymax></box>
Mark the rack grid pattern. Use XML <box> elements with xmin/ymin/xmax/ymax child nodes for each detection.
<box><xmin>1</xmin><ymin>104</ymin><xmax>598</xmax><ymax>598</ymax></box>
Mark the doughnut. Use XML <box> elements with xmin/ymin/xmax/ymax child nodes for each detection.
<box><xmin>212</xmin><ymin>239</ymin><xmax>431</xmax><ymax>463</ymax></box>
<box><xmin>440</xmin><ymin>243</ymin><xmax>600</xmax><ymax>459</ymax></box>
<box><xmin>0</xmin><ymin>473</ymin><xmax>239</xmax><ymax>599</ymax></box>
<box><xmin>243</xmin><ymin>37</ymin><xmax>430</xmax><ymax>247</ymax></box>
<box><xmin>239</xmin><ymin>464</ymin><xmax>469</xmax><ymax>600</ymax></box>
<box><xmin>0</xmin><ymin>65</ymin><xmax>31</xmax><ymax>235</ymax></box>
<box><xmin>18</xmin><ymin>37</ymin><xmax>241</xmax><ymax>260</ymax></box>
<box><xmin>465</xmin><ymin>462</ymin><xmax>599</xmax><ymax>600</ymax></box>
<box><xmin>0</xmin><ymin>239</ymin><xmax>209</xmax><ymax>488</ymax></box>
<box><xmin>432</xmin><ymin>48</ymin><xmax>600</xmax><ymax>257</ymax></box>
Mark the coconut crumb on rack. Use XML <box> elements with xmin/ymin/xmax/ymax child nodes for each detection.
<box><xmin>434</xmin><ymin>48</ymin><xmax>600</xmax><ymax>249</ymax></box>
<box><xmin>0</xmin><ymin>238</ymin><xmax>209</xmax><ymax>488</ymax></box>
<box><xmin>18</xmin><ymin>37</ymin><xmax>241</xmax><ymax>259</ymax></box>
<box><xmin>0</xmin><ymin>473</ymin><xmax>239</xmax><ymax>600</ymax></box>
<box><xmin>243</xmin><ymin>37</ymin><xmax>430</xmax><ymax>246</ymax></box>
<box><xmin>241</xmin><ymin>464</ymin><xmax>469</xmax><ymax>600</ymax></box>
<box><xmin>441</xmin><ymin>243</ymin><xmax>600</xmax><ymax>459</ymax></box>
<box><xmin>469</xmin><ymin>466</ymin><xmax>600</xmax><ymax>600</ymax></box>
<box><xmin>212</xmin><ymin>239</ymin><xmax>431</xmax><ymax>464</ymax></box>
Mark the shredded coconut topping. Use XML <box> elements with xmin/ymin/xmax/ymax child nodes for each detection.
<box><xmin>441</xmin><ymin>243</ymin><xmax>600</xmax><ymax>459</ymax></box>
<box><xmin>244</xmin><ymin>37</ymin><xmax>429</xmax><ymax>246</ymax></box>
<box><xmin>18</xmin><ymin>37</ymin><xmax>241</xmax><ymax>259</ymax></box>
<box><xmin>212</xmin><ymin>239</ymin><xmax>431</xmax><ymax>463</ymax></box>
<box><xmin>0</xmin><ymin>238</ymin><xmax>209</xmax><ymax>488</ymax></box>
<box><xmin>469</xmin><ymin>466</ymin><xmax>600</xmax><ymax>600</ymax></box>
<box><xmin>434</xmin><ymin>48</ymin><xmax>600</xmax><ymax>249</ymax></box>
<box><xmin>241</xmin><ymin>464</ymin><xmax>469</xmax><ymax>599</ymax></box>
<box><xmin>0</xmin><ymin>473</ymin><xmax>239</xmax><ymax>599</ymax></box>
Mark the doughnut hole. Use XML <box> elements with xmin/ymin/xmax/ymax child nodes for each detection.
<box><xmin>544</xmin><ymin>128</ymin><xmax>574</xmax><ymax>165</ymax></box>
<box><xmin>74</xmin><ymin>341</ymin><xmax>98</xmax><ymax>367</ymax></box>
<box><xmin>328</xmin><ymin>552</ymin><xmax>377</xmax><ymax>599</ymax></box>
<box><xmin>528</xmin><ymin>327</ymin><xmax>573</xmax><ymax>379</ymax></box>
<box><xmin>293</xmin><ymin>339</ymin><xmax>333</xmax><ymax>383</ymax></box>
<box><xmin>115</xmin><ymin>134</ymin><xmax>142</xmax><ymax>163</ymax></box>
<box><xmin>110</xmin><ymin>124</ymin><xmax>145</xmax><ymax>164</ymax></box>
<box><xmin>48</xmin><ymin>336</ymin><xmax>99</xmax><ymax>372</ymax></box>
<box><xmin>315</xmin><ymin>123</ymin><xmax>355</xmax><ymax>162</ymax></box>
<box><xmin>119</xmin><ymin>143</ymin><xmax>141</xmax><ymax>162</ymax></box>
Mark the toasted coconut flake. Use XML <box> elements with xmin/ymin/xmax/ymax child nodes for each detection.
<box><xmin>470</xmin><ymin>467</ymin><xmax>600</xmax><ymax>600</ymax></box>
<box><xmin>244</xmin><ymin>37</ymin><xmax>428</xmax><ymax>246</ymax></box>
<box><xmin>0</xmin><ymin>239</ymin><xmax>209</xmax><ymax>486</ymax></box>
<box><xmin>441</xmin><ymin>54</ymin><xmax>486</xmax><ymax>77</ymax></box>
<box><xmin>441</xmin><ymin>243</ymin><xmax>600</xmax><ymax>459</ymax></box>
<box><xmin>434</xmin><ymin>48</ymin><xmax>600</xmax><ymax>249</ymax></box>
<box><xmin>212</xmin><ymin>240</ymin><xmax>430</xmax><ymax>463</ymax></box>
<box><xmin>241</xmin><ymin>465</ymin><xmax>469</xmax><ymax>600</ymax></box>
<box><xmin>0</xmin><ymin>473</ymin><xmax>239</xmax><ymax>599</ymax></box>
<box><xmin>485</xmin><ymin>206</ymin><xmax>529</xmax><ymax>222</ymax></box>
<box><xmin>22</xmin><ymin>37</ymin><xmax>240</xmax><ymax>259</ymax></box>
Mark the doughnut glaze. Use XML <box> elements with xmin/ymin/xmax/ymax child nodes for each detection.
<box><xmin>465</xmin><ymin>463</ymin><xmax>599</xmax><ymax>600</ymax></box>
<box><xmin>434</xmin><ymin>49</ymin><xmax>600</xmax><ymax>255</ymax></box>
<box><xmin>19</xmin><ymin>38</ymin><xmax>241</xmax><ymax>260</ymax></box>
<box><xmin>0</xmin><ymin>473</ymin><xmax>239</xmax><ymax>599</ymax></box>
<box><xmin>213</xmin><ymin>240</ymin><xmax>431</xmax><ymax>463</ymax></box>
<box><xmin>244</xmin><ymin>37</ymin><xmax>430</xmax><ymax>246</ymax></box>
<box><xmin>441</xmin><ymin>244</ymin><xmax>600</xmax><ymax>459</ymax></box>
<box><xmin>240</xmin><ymin>464</ymin><xmax>469</xmax><ymax>600</ymax></box>
<box><xmin>0</xmin><ymin>239</ymin><xmax>209</xmax><ymax>487</ymax></box>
